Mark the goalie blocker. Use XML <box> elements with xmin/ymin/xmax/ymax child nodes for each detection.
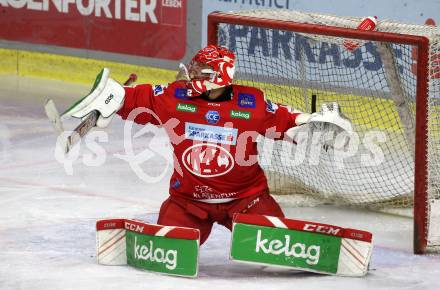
<box><xmin>230</xmin><ymin>214</ymin><xmax>373</xmax><ymax>277</ymax></box>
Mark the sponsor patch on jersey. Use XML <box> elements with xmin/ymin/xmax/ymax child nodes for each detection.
<box><xmin>185</xmin><ymin>122</ymin><xmax>238</xmax><ymax>145</ymax></box>
<box><xmin>266</xmin><ymin>100</ymin><xmax>279</xmax><ymax>114</ymax></box>
<box><xmin>176</xmin><ymin>103</ymin><xmax>197</xmax><ymax>113</ymax></box>
<box><xmin>174</xmin><ymin>88</ymin><xmax>191</xmax><ymax>100</ymax></box>
<box><xmin>238</xmin><ymin>93</ymin><xmax>256</xmax><ymax>108</ymax></box>
<box><xmin>182</xmin><ymin>143</ymin><xmax>235</xmax><ymax>177</ymax></box>
<box><xmin>153</xmin><ymin>85</ymin><xmax>165</xmax><ymax>96</ymax></box>
<box><xmin>230</xmin><ymin>110</ymin><xmax>251</xmax><ymax>120</ymax></box>
<box><xmin>171</xmin><ymin>179</ymin><xmax>181</xmax><ymax>189</ymax></box>
<box><xmin>192</xmin><ymin>185</ymin><xmax>238</xmax><ymax>201</ymax></box>
<box><xmin>205</xmin><ymin>110</ymin><xmax>220</xmax><ymax>124</ymax></box>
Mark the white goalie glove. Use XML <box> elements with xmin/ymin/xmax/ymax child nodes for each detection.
<box><xmin>307</xmin><ymin>102</ymin><xmax>353</xmax><ymax>134</ymax></box>
<box><xmin>286</xmin><ymin>102</ymin><xmax>353</xmax><ymax>148</ymax></box>
<box><xmin>63</xmin><ymin>68</ymin><xmax>125</xmax><ymax>128</ymax></box>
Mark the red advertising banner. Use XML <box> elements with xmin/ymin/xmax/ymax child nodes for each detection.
<box><xmin>0</xmin><ymin>0</ymin><xmax>186</xmax><ymax>60</ymax></box>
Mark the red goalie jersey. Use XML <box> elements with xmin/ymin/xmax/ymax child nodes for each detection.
<box><xmin>118</xmin><ymin>80</ymin><xmax>300</xmax><ymax>203</ymax></box>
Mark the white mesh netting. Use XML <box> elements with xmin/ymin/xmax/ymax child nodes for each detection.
<box><xmin>214</xmin><ymin>10</ymin><xmax>440</xmax><ymax>251</ymax></box>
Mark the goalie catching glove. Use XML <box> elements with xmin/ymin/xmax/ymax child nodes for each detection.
<box><xmin>287</xmin><ymin>102</ymin><xmax>353</xmax><ymax>141</ymax></box>
<box><xmin>63</xmin><ymin>68</ymin><xmax>125</xmax><ymax>128</ymax></box>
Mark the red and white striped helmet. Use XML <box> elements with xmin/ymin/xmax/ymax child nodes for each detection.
<box><xmin>180</xmin><ymin>45</ymin><xmax>235</xmax><ymax>96</ymax></box>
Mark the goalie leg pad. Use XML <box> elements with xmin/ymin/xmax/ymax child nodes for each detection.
<box><xmin>96</xmin><ymin>219</ymin><xmax>200</xmax><ymax>278</ymax></box>
<box><xmin>230</xmin><ymin>214</ymin><xmax>373</xmax><ymax>277</ymax></box>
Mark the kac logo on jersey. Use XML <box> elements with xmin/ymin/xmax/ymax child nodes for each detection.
<box><xmin>182</xmin><ymin>143</ymin><xmax>235</xmax><ymax>178</ymax></box>
<box><xmin>205</xmin><ymin>110</ymin><xmax>220</xmax><ymax>124</ymax></box>
<box><xmin>266</xmin><ymin>100</ymin><xmax>279</xmax><ymax>114</ymax></box>
<box><xmin>153</xmin><ymin>85</ymin><xmax>165</xmax><ymax>96</ymax></box>
<box><xmin>238</xmin><ymin>93</ymin><xmax>256</xmax><ymax>108</ymax></box>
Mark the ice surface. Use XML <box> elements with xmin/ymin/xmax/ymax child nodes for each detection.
<box><xmin>0</xmin><ymin>75</ymin><xmax>439</xmax><ymax>290</ymax></box>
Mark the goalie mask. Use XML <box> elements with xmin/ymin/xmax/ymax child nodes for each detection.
<box><xmin>178</xmin><ymin>45</ymin><xmax>235</xmax><ymax>96</ymax></box>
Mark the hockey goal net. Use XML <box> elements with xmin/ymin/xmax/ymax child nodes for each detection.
<box><xmin>207</xmin><ymin>10</ymin><xmax>440</xmax><ymax>254</ymax></box>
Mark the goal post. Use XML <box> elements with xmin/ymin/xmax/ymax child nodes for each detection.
<box><xmin>207</xmin><ymin>10</ymin><xmax>437</xmax><ymax>254</ymax></box>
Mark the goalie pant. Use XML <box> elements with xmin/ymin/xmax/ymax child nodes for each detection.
<box><xmin>117</xmin><ymin>80</ymin><xmax>299</xmax><ymax>243</ymax></box>
<box><xmin>158</xmin><ymin>191</ymin><xmax>284</xmax><ymax>244</ymax></box>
